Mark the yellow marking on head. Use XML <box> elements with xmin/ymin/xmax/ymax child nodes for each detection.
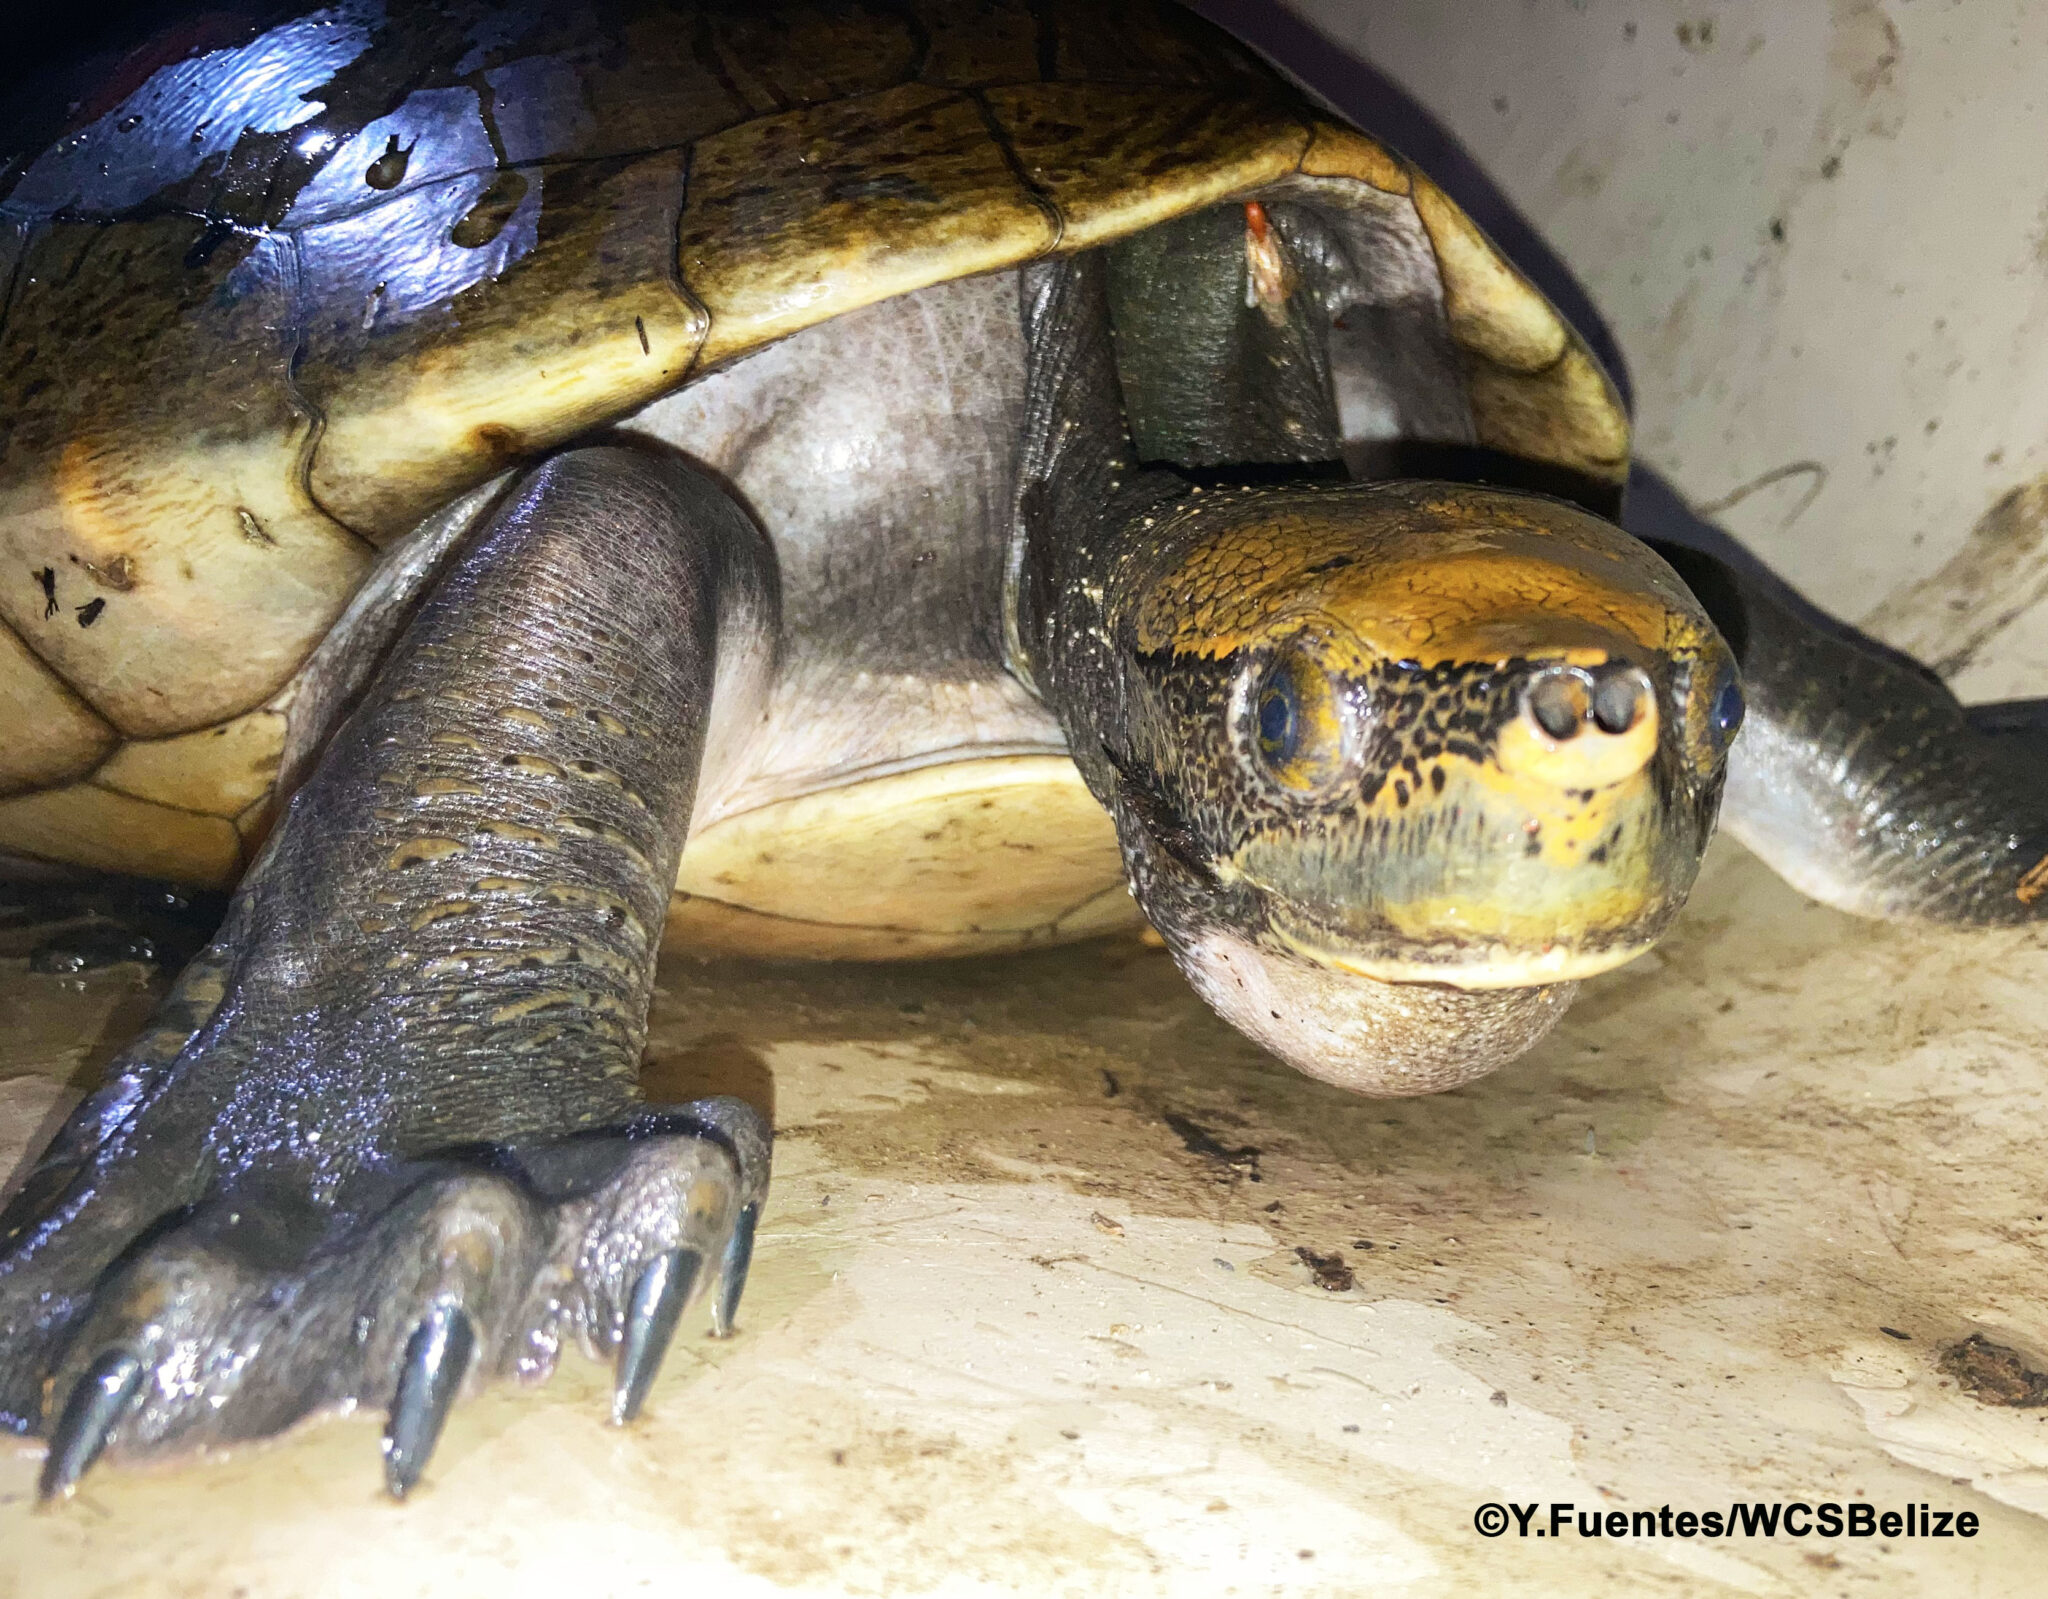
<box><xmin>1301</xmin><ymin>733</ymin><xmax>1656</xmax><ymax>876</ymax></box>
<box><xmin>1132</xmin><ymin>486</ymin><xmax>1702</xmax><ymax>669</ymax></box>
<box><xmin>2019</xmin><ymin>852</ymin><xmax>2048</xmax><ymax>906</ymax></box>
<box><xmin>1494</xmin><ymin>688</ymin><xmax>1659</xmax><ymax>791</ymax></box>
<box><xmin>1315</xmin><ymin>548</ymin><xmax>1677</xmax><ymax>667</ymax></box>
<box><xmin>1232</xmin><ymin>707</ymin><xmax>1686</xmax><ymax>986</ymax></box>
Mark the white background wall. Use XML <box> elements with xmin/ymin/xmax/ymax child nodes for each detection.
<box><xmin>1284</xmin><ymin>0</ymin><xmax>2048</xmax><ymax>702</ymax></box>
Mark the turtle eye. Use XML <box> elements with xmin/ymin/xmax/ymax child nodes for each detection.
<box><xmin>1710</xmin><ymin>672</ymin><xmax>1746</xmax><ymax>746</ymax></box>
<box><xmin>1256</xmin><ymin>677</ymin><xmax>1300</xmax><ymax>765</ymax></box>
<box><xmin>1243</xmin><ymin>646</ymin><xmax>1347</xmax><ymax>796</ymax></box>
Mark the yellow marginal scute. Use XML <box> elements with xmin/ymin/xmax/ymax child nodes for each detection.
<box><xmin>0</xmin><ymin>220</ymin><xmax>372</xmax><ymax>739</ymax></box>
<box><xmin>681</xmin><ymin>85</ymin><xmax>1056</xmax><ymax>372</ymax></box>
<box><xmin>1297</xmin><ymin>119</ymin><xmax>1411</xmax><ymax>195</ymax></box>
<box><xmin>982</xmin><ymin>85</ymin><xmax>1308</xmax><ymax>250</ymax></box>
<box><xmin>669</xmin><ymin>755</ymin><xmax>1141</xmax><ymax>960</ymax></box>
<box><xmin>305</xmin><ymin>152</ymin><xmax>708</xmax><ymax>542</ymax></box>
<box><xmin>1402</xmin><ymin>169</ymin><xmax>1629</xmax><ymax>484</ymax></box>
<box><xmin>1468</xmin><ymin>342</ymin><xmax>1631</xmax><ymax>481</ymax></box>
<box><xmin>1408</xmin><ymin>170</ymin><xmax>1568</xmax><ymax>373</ymax></box>
<box><xmin>678</xmin><ymin>75</ymin><xmax>1318</xmax><ymax>373</ymax></box>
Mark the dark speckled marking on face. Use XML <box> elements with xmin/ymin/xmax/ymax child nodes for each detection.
<box><xmin>1357</xmin><ymin>656</ymin><xmax>1521</xmax><ymax>803</ymax></box>
<box><xmin>1130</xmin><ymin>645</ymin><xmax>1528</xmax><ymax>829</ymax></box>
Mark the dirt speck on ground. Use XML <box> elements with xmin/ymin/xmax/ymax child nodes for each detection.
<box><xmin>1940</xmin><ymin>1334</ymin><xmax>2048</xmax><ymax>1408</ymax></box>
<box><xmin>1294</xmin><ymin>1247</ymin><xmax>1356</xmax><ymax>1292</ymax></box>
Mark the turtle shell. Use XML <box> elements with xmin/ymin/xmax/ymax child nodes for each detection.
<box><xmin>0</xmin><ymin>0</ymin><xmax>1626</xmax><ymax>889</ymax></box>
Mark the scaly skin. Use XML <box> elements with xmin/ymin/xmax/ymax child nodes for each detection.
<box><xmin>0</xmin><ymin>448</ymin><xmax>773</xmax><ymax>1497</ymax></box>
<box><xmin>1648</xmin><ymin>530</ymin><xmax>2048</xmax><ymax>923</ymax></box>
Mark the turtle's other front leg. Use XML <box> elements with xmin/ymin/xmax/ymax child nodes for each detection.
<box><xmin>0</xmin><ymin>446</ymin><xmax>777</xmax><ymax>1498</ymax></box>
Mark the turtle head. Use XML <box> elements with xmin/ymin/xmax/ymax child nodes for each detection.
<box><xmin>1094</xmin><ymin>480</ymin><xmax>1741</xmax><ymax>1094</ymax></box>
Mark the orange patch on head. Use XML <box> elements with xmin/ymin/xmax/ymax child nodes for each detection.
<box><xmin>2018</xmin><ymin>852</ymin><xmax>2048</xmax><ymax>906</ymax></box>
<box><xmin>1306</xmin><ymin>548</ymin><xmax>1678</xmax><ymax>668</ymax></box>
<box><xmin>1127</xmin><ymin>484</ymin><xmax>1709</xmax><ymax>672</ymax></box>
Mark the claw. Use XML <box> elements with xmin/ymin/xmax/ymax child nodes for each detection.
<box><xmin>39</xmin><ymin>1348</ymin><xmax>147</xmax><ymax>1501</ymax></box>
<box><xmin>711</xmin><ymin>1201</ymin><xmax>760</xmax><ymax>1339</ymax></box>
<box><xmin>382</xmin><ymin>1303</ymin><xmax>475</xmax><ymax>1500</ymax></box>
<box><xmin>612</xmin><ymin>1246</ymin><xmax>701</xmax><ymax>1425</ymax></box>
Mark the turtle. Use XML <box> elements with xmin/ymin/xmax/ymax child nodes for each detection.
<box><xmin>2</xmin><ymin>0</ymin><xmax>2045</xmax><ymax>1505</ymax></box>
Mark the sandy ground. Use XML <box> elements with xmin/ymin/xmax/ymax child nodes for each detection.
<box><xmin>5</xmin><ymin>837</ymin><xmax>2048</xmax><ymax>1596</ymax></box>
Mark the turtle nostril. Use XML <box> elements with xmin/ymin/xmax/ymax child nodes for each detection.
<box><xmin>1591</xmin><ymin>666</ymin><xmax>1649</xmax><ymax>735</ymax></box>
<box><xmin>1525</xmin><ymin>670</ymin><xmax>1587</xmax><ymax>741</ymax></box>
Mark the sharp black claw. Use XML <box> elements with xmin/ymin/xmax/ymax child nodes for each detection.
<box><xmin>613</xmin><ymin>1246</ymin><xmax>701</xmax><ymax>1425</ymax></box>
<box><xmin>39</xmin><ymin>1348</ymin><xmax>146</xmax><ymax>1501</ymax></box>
<box><xmin>711</xmin><ymin>1201</ymin><xmax>760</xmax><ymax>1339</ymax></box>
<box><xmin>382</xmin><ymin>1303</ymin><xmax>475</xmax><ymax>1500</ymax></box>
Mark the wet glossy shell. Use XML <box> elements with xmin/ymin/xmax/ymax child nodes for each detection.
<box><xmin>0</xmin><ymin>0</ymin><xmax>1627</xmax><ymax>891</ymax></box>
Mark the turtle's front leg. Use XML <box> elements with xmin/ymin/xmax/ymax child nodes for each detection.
<box><xmin>0</xmin><ymin>446</ymin><xmax>777</xmax><ymax>1498</ymax></box>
